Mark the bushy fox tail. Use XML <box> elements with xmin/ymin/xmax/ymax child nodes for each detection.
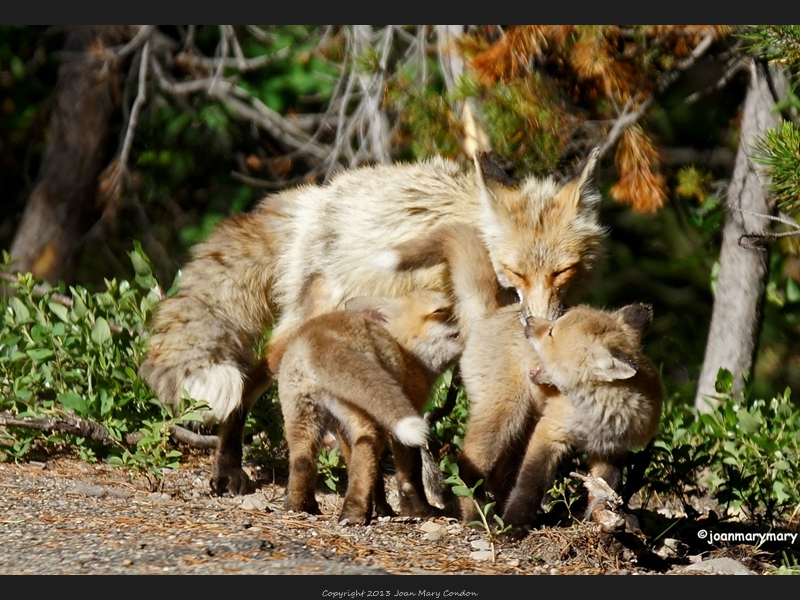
<box><xmin>140</xmin><ymin>203</ymin><xmax>290</xmax><ymax>422</ymax></box>
<box><xmin>373</xmin><ymin>222</ymin><xmax>500</xmax><ymax>337</ymax></box>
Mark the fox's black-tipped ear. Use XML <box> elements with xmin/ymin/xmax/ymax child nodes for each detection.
<box><xmin>476</xmin><ymin>151</ymin><xmax>517</xmax><ymax>187</ymax></box>
<box><xmin>617</xmin><ymin>303</ymin><xmax>653</xmax><ymax>337</ymax></box>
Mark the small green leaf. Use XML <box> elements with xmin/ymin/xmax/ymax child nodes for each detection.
<box><xmin>8</xmin><ymin>296</ymin><xmax>30</xmax><ymax>324</ymax></box>
<box><xmin>71</xmin><ymin>291</ymin><xmax>88</xmax><ymax>319</ymax></box>
<box><xmin>48</xmin><ymin>301</ymin><xmax>70</xmax><ymax>323</ymax></box>
<box><xmin>736</xmin><ymin>409</ymin><xmax>760</xmax><ymax>434</ymax></box>
<box><xmin>773</xmin><ymin>481</ymin><xmax>790</xmax><ymax>503</ymax></box>
<box><xmin>714</xmin><ymin>368</ymin><xmax>733</xmax><ymax>394</ymax></box>
<box><xmin>450</xmin><ymin>485</ymin><xmax>472</xmax><ymax>498</ymax></box>
<box><xmin>129</xmin><ymin>243</ymin><xmax>153</xmax><ymax>276</ymax></box>
<box><xmin>58</xmin><ymin>392</ymin><xmax>87</xmax><ymax>415</ymax></box>
<box><xmin>26</xmin><ymin>349</ymin><xmax>53</xmax><ymax>362</ymax></box>
<box><xmin>92</xmin><ymin>317</ymin><xmax>112</xmax><ymax>346</ymax></box>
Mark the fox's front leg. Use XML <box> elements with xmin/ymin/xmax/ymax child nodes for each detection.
<box><xmin>501</xmin><ymin>412</ymin><xmax>570</xmax><ymax>539</ymax></box>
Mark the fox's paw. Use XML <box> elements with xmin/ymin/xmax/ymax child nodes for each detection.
<box><xmin>497</xmin><ymin>523</ymin><xmax>531</xmax><ymax>542</ymax></box>
<box><xmin>338</xmin><ymin>502</ymin><xmax>371</xmax><ymax>526</ymax></box>
<box><xmin>398</xmin><ymin>496</ymin><xmax>442</xmax><ymax>519</ymax></box>
<box><xmin>284</xmin><ymin>496</ymin><xmax>321</xmax><ymax>516</ymax></box>
<box><xmin>498</xmin><ymin>504</ymin><xmax>537</xmax><ymax>540</ymax></box>
<box><xmin>374</xmin><ymin>498</ymin><xmax>396</xmax><ymax>518</ymax></box>
<box><xmin>209</xmin><ymin>467</ymin><xmax>255</xmax><ymax>496</ymax></box>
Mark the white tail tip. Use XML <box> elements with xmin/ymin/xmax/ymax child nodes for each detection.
<box><xmin>182</xmin><ymin>363</ymin><xmax>243</xmax><ymax>422</ymax></box>
<box><xmin>394</xmin><ymin>417</ymin><xmax>428</xmax><ymax>447</ymax></box>
<box><xmin>369</xmin><ymin>249</ymin><xmax>400</xmax><ymax>272</ymax></box>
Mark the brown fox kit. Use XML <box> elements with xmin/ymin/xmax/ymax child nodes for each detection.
<box><xmin>140</xmin><ymin>149</ymin><xmax>606</xmax><ymax>495</ymax></box>
<box><xmin>386</xmin><ymin>222</ymin><xmax>662</xmax><ymax>537</ymax></box>
<box><xmin>511</xmin><ymin>303</ymin><xmax>663</xmax><ymax>527</ymax></box>
<box><xmin>274</xmin><ymin>290</ymin><xmax>462</xmax><ymax>525</ymax></box>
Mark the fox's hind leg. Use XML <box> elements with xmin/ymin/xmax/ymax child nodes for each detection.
<box><xmin>210</xmin><ymin>360</ymin><xmax>272</xmax><ymax>496</ymax></box>
<box><xmin>281</xmin><ymin>390</ymin><xmax>325</xmax><ymax>516</ymax></box>
<box><xmin>336</xmin><ymin>430</ymin><xmax>395</xmax><ymax>518</ymax></box>
<box><xmin>337</xmin><ymin>408</ymin><xmax>384</xmax><ymax>525</ymax></box>
<box><xmin>391</xmin><ymin>441</ymin><xmax>440</xmax><ymax>518</ymax></box>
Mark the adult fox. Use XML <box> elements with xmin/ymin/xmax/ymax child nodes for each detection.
<box><xmin>140</xmin><ymin>149</ymin><xmax>605</xmax><ymax>495</ymax></box>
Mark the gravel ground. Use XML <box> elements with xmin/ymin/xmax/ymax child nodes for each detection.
<box><xmin>0</xmin><ymin>453</ymin><xmax>783</xmax><ymax>578</ymax></box>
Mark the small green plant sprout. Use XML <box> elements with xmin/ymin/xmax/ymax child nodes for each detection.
<box><xmin>317</xmin><ymin>446</ymin><xmax>344</xmax><ymax>492</ymax></box>
<box><xmin>772</xmin><ymin>552</ymin><xmax>800</xmax><ymax>575</ymax></box>
<box><xmin>107</xmin><ymin>393</ymin><xmax>207</xmax><ymax>491</ymax></box>
<box><xmin>546</xmin><ymin>476</ymin><xmax>582</xmax><ymax>521</ymax></box>
<box><xmin>443</xmin><ymin>463</ymin><xmax>511</xmax><ymax>563</ymax></box>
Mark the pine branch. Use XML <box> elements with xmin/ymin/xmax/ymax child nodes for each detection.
<box><xmin>598</xmin><ymin>33</ymin><xmax>716</xmax><ymax>161</ymax></box>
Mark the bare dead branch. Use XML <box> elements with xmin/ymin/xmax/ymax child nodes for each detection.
<box><xmin>175</xmin><ymin>51</ymin><xmax>285</xmax><ymax>73</ymax></box>
<box><xmin>115</xmin><ymin>25</ymin><xmax>154</xmax><ymax>59</ymax></box>
<box><xmin>0</xmin><ymin>411</ymin><xmax>219</xmax><ymax>450</ymax></box>
<box><xmin>217</xmin><ymin>91</ymin><xmax>333</xmax><ymax>160</ymax></box>
<box><xmin>685</xmin><ymin>53</ymin><xmax>749</xmax><ymax>105</ymax></box>
<box><xmin>230</xmin><ymin>171</ymin><xmax>315</xmax><ymax>190</ymax></box>
<box><xmin>0</xmin><ymin>410</ymin><xmax>121</xmax><ymax>446</ymax></box>
<box><xmin>168</xmin><ymin>425</ymin><xmax>218</xmax><ymax>449</ymax></box>
<box><xmin>119</xmin><ymin>40</ymin><xmax>150</xmax><ymax>173</ymax></box>
<box><xmin>150</xmin><ymin>56</ymin><xmax>333</xmax><ymax>161</ymax></box>
<box><xmin>225</xmin><ymin>24</ymin><xmax>248</xmax><ymax>71</ymax></box>
<box><xmin>738</xmin><ymin>208</ymin><xmax>800</xmax><ymax>249</ymax></box>
<box><xmin>0</xmin><ymin>271</ymin><xmax>73</xmax><ymax>307</ymax></box>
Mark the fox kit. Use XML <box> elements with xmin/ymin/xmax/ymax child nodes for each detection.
<box><xmin>502</xmin><ymin>303</ymin><xmax>663</xmax><ymax>532</ymax></box>
<box><xmin>274</xmin><ymin>290</ymin><xmax>462</xmax><ymax>525</ymax></box>
<box><xmin>386</xmin><ymin>222</ymin><xmax>662</xmax><ymax>536</ymax></box>
<box><xmin>139</xmin><ymin>149</ymin><xmax>606</xmax><ymax>495</ymax></box>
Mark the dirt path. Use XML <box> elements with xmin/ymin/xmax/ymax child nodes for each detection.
<box><xmin>0</xmin><ymin>453</ymin><xmax>775</xmax><ymax>578</ymax></box>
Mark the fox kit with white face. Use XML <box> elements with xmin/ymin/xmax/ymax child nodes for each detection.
<box><xmin>384</xmin><ymin>222</ymin><xmax>662</xmax><ymax>536</ymax></box>
<box><xmin>140</xmin><ymin>149</ymin><xmax>606</xmax><ymax>495</ymax></box>
<box><xmin>275</xmin><ymin>290</ymin><xmax>462</xmax><ymax>525</ymax></box>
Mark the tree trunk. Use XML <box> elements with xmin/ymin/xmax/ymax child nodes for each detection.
<box><xmin>694</xmin><ymin>59</ymin><xmax>787</xmax><ymax>411</ymax></box>
<box><xmin>8</xmin><ymin>26</ymin><xmax>130</xmax><ymax>285</ymax></box>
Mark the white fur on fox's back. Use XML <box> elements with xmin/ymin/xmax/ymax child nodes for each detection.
<box><xmin>271</xmin><ymin>159</ymin><xmax>481</xmax><ymax>336</ymax></box>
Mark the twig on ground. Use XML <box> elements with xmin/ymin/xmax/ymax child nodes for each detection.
<box><xmin>0</xmin><ymin>410</ymin><xmax>218</xmax><ymax>450</ymax></box>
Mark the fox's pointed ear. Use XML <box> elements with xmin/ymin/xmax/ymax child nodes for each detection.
<box><xmin>474</xmin><ymin>152</ymin><xmax>513</xmax><ymax>246</ymax></box>
<box><xmin>590</xmin><ymin>346</ymin><xmax>637</xmax><ymax>381</ymax></box>
<box><xmin>616</xmin><ymin>303</ymin><xmax>653</xmax><ymax>337</ymax></box>
<box><xmin>345</xmin><ymin>296</ymin><xmax>390</xmax><ymax>324</ymax></box>
<box><xmin>477</xmin><ymin>151</ymin><xmax>517</xmax><ymax>187</ymax></box>
<box><xmin>557</xmin><ymin>146</ymin><xmax>601</xmax><ymax>210</ymax></box>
